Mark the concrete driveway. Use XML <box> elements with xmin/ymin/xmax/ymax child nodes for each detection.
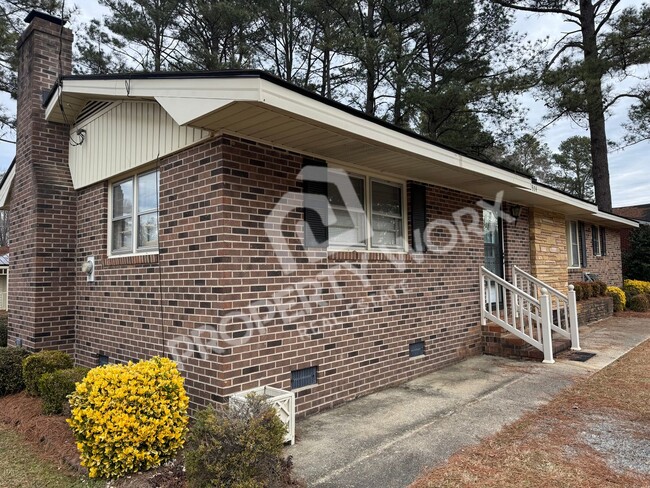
<box><xmin>287</xmin><ymin>316</ymin><xmax>650</xmax><ymax>488</ymax></box>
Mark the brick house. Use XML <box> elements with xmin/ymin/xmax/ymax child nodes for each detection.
<box><xmin>0</xmin><ymin>12</ymin><xmax>638</xmax><ymax>416</ymax></box>
<box><xmin>613</xmin><ymin>203</ymin><xmax>650</xmax><ymax>253</ymax></box>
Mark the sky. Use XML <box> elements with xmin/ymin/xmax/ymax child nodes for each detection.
<box><xmin>0</xmin><ymin>0</ymin><xmax>648</xmax><ymax>208</ymax></box>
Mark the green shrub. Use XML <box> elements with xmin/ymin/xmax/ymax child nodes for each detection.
<box><xmin>580</xmin><ymin>282</ymin><xmax>592</xmax><ymax>299</ymax></box>
<box><xmin>38</xmin><ymin>367</ymin><xmax>89</xmax><ymax>415</ymax></box>
<box><xmin>185</xmin><ymin>394</ymin><xmax>291</xmax><ymax>488</ymax></box>
<box><xmin>67</xmin><ymin>357</ymin><xmax>189</xmax><ymax>479</ymax></box>
<box><xmin>572</xmin><ymin>283</ymin><xmax>584</xmax><ymax>301</ymax></box>
<box><xmin>596</xmin><ymin>281</ymin><xmax>608</xmax><ymax>296</ymax></box>
<box><xmin>606</xmin><ymin>286</ymin><xmax>626</xmax><ymax>312</ymax></box>
<box><xmin>0</xmin><ymin>316</ymin><xmax>7</xmax><ymax>347</ymax></box>
<box><xmin>0</xmin><ymin>347</ymin><xmax>31</xmax><ymax>396</ymax></box>
<box><xmin>22</xmin><ymin>350</ymin><xmax>73</xmax><ymax>396</ymax></box>
<box><xmin>628</xmin><ymin>294</ymin><xmax>650</xmax><ymax>312</ymax></box>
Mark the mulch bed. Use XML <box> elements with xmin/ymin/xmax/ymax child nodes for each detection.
<box><xmin>0</xmin><ymin>392</ymin><xmax>186</xmax><ymax>487</ymax></box>
<box><xmin>0</xmin><ymin>392</ymin><xmax>81</xmax><ymax>470</ymax></box>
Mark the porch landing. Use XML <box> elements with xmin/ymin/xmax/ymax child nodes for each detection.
<box><xmin>288</xmin><ymin>315</ymin><xmax>650</xmax><ymax>488</ymax></box>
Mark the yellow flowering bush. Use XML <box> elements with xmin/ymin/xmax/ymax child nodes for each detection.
<box><xmin>623</xmin><ymin>279</ymin><xmax>650</xmax><ymax>296</ymax></box>
<box><xmin>67</xmin><ymin>357</ymin><xmax>189</xmax><ymax>479</ymax></box>
<box><xmin>606</xmin><ymin>286</ymin><xmax>626</xmax><ymax>312</ymax></box>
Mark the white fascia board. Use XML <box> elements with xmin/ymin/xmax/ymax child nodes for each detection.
<box><xmin>45</xmin><ymin>77</ymin><xmax>262</xmax><ymax>122</ymax></box>
<box><xmin>592</xmin><ymin>211</ymin><xmax>639</xmax><ymax>227</ymax></box>
<box><xmin>0</xmin><ymin>164</ymin><xmax>15</xmax><ymax>210</ymax></box>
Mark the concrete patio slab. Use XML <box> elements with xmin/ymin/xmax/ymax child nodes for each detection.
<box><xmin>288</xmin><ymin>316</ymin><xmax>650</xmax><ymax>488</ymax></box>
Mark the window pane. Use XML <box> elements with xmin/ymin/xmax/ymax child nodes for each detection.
<box><xmin>570</xmin><ymin>222</ymin><xmax>579</xmax><ymax>266</ymax></box>
<box><xmin>138</xmin><ymin>212</ymin><xmax>158</xmax><ymax>249</ymax></box>
<box><xmin>372</xmin><ymin>215</ymin><xmax>402</xmax><ymax>247</ymax></box>
<box><xmin>112</xmin><ymin>218</ymin><xmax>132</xmax><ymax>253</ymax></box>
<box><xmin>328</xmin><ymin>172</ymin><xmax>366</xmax><ymax>248</ymax></box>
<box><xmin>372</xmin><ymin>181</ymin><xmax>401</xmax><ymax>216</ymax></box>
<box><xmin>138</xmin><ymin>171</ymin><xmax>158</xmax><ymax>213</ymax></box>
<box><xmin>112</xmin><ymin>180</ymin><xmax>133</xmax><ymax>218</ymax></box>
<box><xmin>371</xmin><ymin>181</ymin><xmax>403</xmax><ymax>248</ymax></box>
<box><xmin>329</xmin><ymin>208</ymin><xmax>366</xmax><ymax>247</ymax></box>
<box><xmin>328</xmin><ymin>174</ymin><xmax>364</xmax><ymax>209</ymax></box>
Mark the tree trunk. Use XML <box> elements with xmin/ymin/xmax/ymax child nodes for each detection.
<box><xmin>580</xmin><ymin>0</ymin><xmax>612</xmax><ymax>211</ymax></box>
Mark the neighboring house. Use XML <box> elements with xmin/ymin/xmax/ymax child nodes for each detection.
<box><xmin>613</xmin><ymin>203</ymin><xmax>650</xmax><ymax>253</ymax></box>
<box><xmin>0</xmin><ymin>253</ymin><xmax>7</xmax><ymax>311</ymax></box>
<box><xmin>0</xmin><ymin>12</ymin><xmax>638</xmax><ymax>415</ymax></box>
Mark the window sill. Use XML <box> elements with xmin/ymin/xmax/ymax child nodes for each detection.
<box><xmin>408</xmin><ymin>354</ymin><xmax>426</xmax><ymax>360</ymax></box>
<box><xmin>328</xmin><ymin>249</ymin><xmax>412</xmax><ymax>262</ymax></box>
<box><xmin>104</xmin><ymin>253</ymin><xmax>159</xmax><ymax>267</ymax></box>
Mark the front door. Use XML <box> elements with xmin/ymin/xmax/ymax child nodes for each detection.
<box><xmin>483</xmin><ymin>209</ymin><xmax>504</xmax><ymax>303</ymax></box>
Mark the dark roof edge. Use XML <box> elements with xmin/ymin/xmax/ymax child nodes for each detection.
<box><xmin>0</xmin><ymin>158</ymin><xmax>15</xmax><ymax>190</ymax></box>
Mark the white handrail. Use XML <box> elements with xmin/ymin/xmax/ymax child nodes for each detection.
<box><xmin>512</xmin><ymin>265</ymin><xmax>580</xmax><ymax>351</ymax></box>
<box><xmin>480</xmin><ymin>266</ymin><xmax>554</xmax><ymax>362</ymax></box>
<box><xmin>513</xmin><ymin>265</ymin><xmax>567</xmax><ymax>300</ymax></box>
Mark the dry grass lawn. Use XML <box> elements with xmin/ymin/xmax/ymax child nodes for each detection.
<box><xmin>410</xmin><ymin>339</ymin><xmax>650</xmax><ymax>488</ymax></box>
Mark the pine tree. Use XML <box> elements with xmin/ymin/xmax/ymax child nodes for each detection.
<box><xmin>548</xmin><ymin>136</ymin><xmax>594</xmax><ymax>201</ymax></box>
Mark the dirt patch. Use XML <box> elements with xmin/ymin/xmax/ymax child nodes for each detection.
<box><xmin>410</xmin><ymin>339</ymin><xmax>650</xmax><ymax>488</ymax></box>
<box><xmin>581</xmin><ymin>414</ymin><xmax>650</xmax><ymax>475</ymax></box>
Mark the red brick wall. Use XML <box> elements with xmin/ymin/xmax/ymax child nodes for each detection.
<box><xmin>8</xmin><ymin>16</ymin><xmax>77</xmax><ymax>352</ymax></box>
<box><xmin>74</xmin><ymin>134</ymin><xmax>490</xmax><ymax>415</ymax></box>
<box><xmin>568</xmin><ymin>226</ymin><xmax>623</xmax><ymax>287</ymax></box>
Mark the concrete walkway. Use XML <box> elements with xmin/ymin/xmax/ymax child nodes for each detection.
<box><xmin>288</xmin><ymin>316</ymin><xmax>650</xmax><ymax>488</ymax></box>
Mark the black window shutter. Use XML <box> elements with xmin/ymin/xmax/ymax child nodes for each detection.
<box><xmin>410</xmin><ymin>183</ymin><xmax>427</xmax><ymax>252</ymax></box>
<box><xmin>600</xmin><ymin>226</ymin><xmax>607</xmax><ymax>256</ymax></box>
<box><xmin>303</xmin><ymin>157</ymin><xmax>328</xmax><ymax>248</ymax></box>
<box><xmin>579</xmin><ymin>222</ymin><xmax>587</xmax><ymax>268</ymax></box>
<box><xmin>591</xmin><ymin>225</ymin><xmax>598</xmax><ymax>255</ymax></box>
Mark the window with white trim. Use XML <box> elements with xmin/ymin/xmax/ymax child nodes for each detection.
<box><xmin>110</xmin><ymin>170</ymin><xmax>159</xmax><ymax>255</ymax></box>
<box><xmin>567</xmin><ymin>220</ymin><xmax>583</xmax><ymax>268</ymax></box>
<box><xmin>327</xmin><ymin>169</ymin><xmax>405</xmax><ymax>250</ymax></box>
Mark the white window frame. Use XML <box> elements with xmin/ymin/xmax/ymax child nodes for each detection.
<box><xmin>108</xmin><ymin>168</ymin><xmax>160</xmax><ymax>257</ymax></box>
<box><xmin>567</xmin><ymin>220</ymin><xmax>582</xmax><ymax>268</ymax></box>
<box><xmin>327</xmin><ymin>166</ymin><xmax>407</xmax><ymax>252</ymax></box>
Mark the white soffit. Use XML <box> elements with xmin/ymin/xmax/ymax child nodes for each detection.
<box><xmin>45</xmin><ymin>76</ymin><xmax>638</xmax><ymax>228</ymax></box>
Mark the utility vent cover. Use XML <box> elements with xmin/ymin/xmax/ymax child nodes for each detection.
<box><xmin>75</xmin><ymin>100</ymin><xmax>113</xmax><ymax>125</ymax></box>
<box><xmin>409</xmin><ymin>340</ymin><xmax>425</xmax><ymax>357</ymax></box>
<box><xmin>566</xmin><ymin>351</ymin><xmax>596</xmax><ymax>362</ymax></box>
<box><xmin>291</xmin><ymin>366</ymin><xmax>317</xmax><ymax>389</ymax></box>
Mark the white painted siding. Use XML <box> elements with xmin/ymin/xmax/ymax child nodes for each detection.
<box><xmin>69</xmin><ymin>101</ymin><xmax>212</xmax><ymax>189</ymax></box>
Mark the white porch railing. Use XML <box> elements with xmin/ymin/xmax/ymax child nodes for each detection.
<box><xmin>480</xmin><ymin>266</ymin><xmax>555</xmax><ymax>363</ymax></box>
<box><xmin>0</xmin><ymin>292</ymin><xmax>6</xmax><ymax>311</ymax></box>
<box><xmin>512</xmin><ymin>265</ymin><xmax>580</xmax><ymax>351</ymax></box>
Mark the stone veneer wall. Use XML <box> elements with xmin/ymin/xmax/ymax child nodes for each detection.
<box><xmin>529</xmin><ymin>209</ymin><xmax>569</xmax><ymax>293</ymax></box>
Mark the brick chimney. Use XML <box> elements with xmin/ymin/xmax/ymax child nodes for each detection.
<box><xmin>8</xmin><ymin>11</ymin><xmax>77</xmax><ymax>352</ymax></box>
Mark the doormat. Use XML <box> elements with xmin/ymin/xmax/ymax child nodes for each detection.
<box><xmin>566</xmin><ymin>351</ymin><xmax>597</xmax><ymax>362</ymax></box>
